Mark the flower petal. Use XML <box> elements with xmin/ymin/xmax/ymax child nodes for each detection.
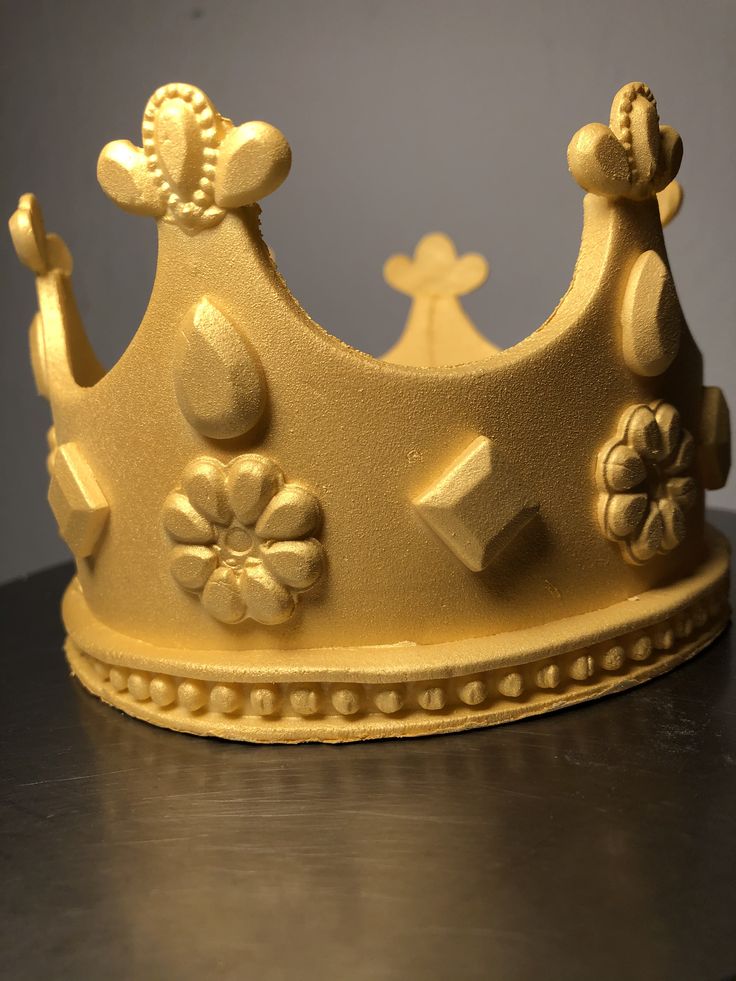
<box><xmin>182</xmin><ymin>457</ymin><xmax>231</xmax><ymax>524</ymax></box>
<box><xmin>170</xmin><ymin>544</ymin><xmax>217</xmax><ymax>590</ymax></box>
<box><xmin>604</xmin><ymin>493</ymin><xmax>648</xmax><ymax>539</ymax></box>
<box><xmin>603</xmin><ymin>444</ymin><xmax>646</xmax><ymax>492</ymax></box>
<box><xmin>202</xmin><ymin>567</ymin><xmax>246</xmax><ymax>623</ymax></box>
<box><xmin>162</xmin><ymin>491</ymin><xmax>215</xmax><ymax>543</ymax></box>
<box><xmin>227</xmin><ymin>455</ymin><xmax>281</xmax><ymax>525</ymax></box>
<box><xmin>666</xmin><ymin>476</ymin><xmax>697</xmax><ymax>512</ymax></box>
<box><xmin>241</xmin><ymin>561</ymin><xmax>295</xmax><ymax>625</ymax></box>
<box><xmin>260</xmin><ymin>538</ymin><xmax>324</xmax><ymax>590</ymax></box>
<box><xmin>255</xmin><ymin>485</ymin><xmax>321</xmax><ymax>540</ymax></box>
<box><xmin>654</xmin><ymin>402</ymin><xmax>681</xmax><ymax>461</ymax></box>
<box><xmin>626</xmin><ymin>405</ymin><xmax>662</xmax><ymax>460</ymax></box>
<box><xmin>659</xmin><ymin>499</ymin><xmax>686</xmax><ymax>551</ymax></box>
<box><xmin>663</xmin><ymin>430</ymin><xmax>694</xmax><ymax>476</ymax></box>
<box><xmin>628</xmin><ymin>503</ymin><xmax>664</xmax><ymax>563</ymax></box>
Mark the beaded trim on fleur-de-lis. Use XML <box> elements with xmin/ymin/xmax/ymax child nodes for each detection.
<box><xmin>567</xmin><ymin>81</ymin><xmax>683</xmax><ymax>200</ymax></box>
<box><xmin>97</xmin><ymin>82</ymin><xmax>292</xmax><ymax>231</ymax></box>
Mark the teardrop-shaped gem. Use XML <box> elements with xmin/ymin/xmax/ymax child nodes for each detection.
<box><xmin>610</xmin><ymin>83</ymin><xmax>660</xmax><ymax>187</ymax></box>
<box><xmin>154</xmin><ymin>97</ymin><xmax>206</xmax><ymax>196</ymax></box>
<box><xmin>621</xmin><ymin>251</ymin><xmax>681</xmax><ymax>378</ymax></box>
<box><xmin>174</xmin><ymin>296</ymin><xmax>265</xmax><ymax>439</ymax></box>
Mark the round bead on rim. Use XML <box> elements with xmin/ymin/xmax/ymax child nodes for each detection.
<box><xmin>209</xmin><ymin>683</ymin><xmax>243</xmax><ymax>714</ymax></box>
<box><xmin>290</xmin><ymin>687</ymin><xmax>320</xmax><ymax>716</ymax></box>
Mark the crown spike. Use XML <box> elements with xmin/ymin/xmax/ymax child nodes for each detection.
<box><xmin>9</xmin><ymin>194</ymin><xmax>104</xmax><ymax>397</ymax></box>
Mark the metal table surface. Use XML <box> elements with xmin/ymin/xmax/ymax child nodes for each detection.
<box><xmin>2</xmin><ymin>511</ymin><xmax>735</xmax><ymax>981</ymax></box>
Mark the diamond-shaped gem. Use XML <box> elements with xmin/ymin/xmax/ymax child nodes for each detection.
<box><xmin>48</xmin><ymin>443</ymin><xmax>109</xmax><ymax>557</ymax></box>
<box><xmin>414</xmin><ymin>436</ymin><xmax>538</xmax><ymax>572</ymax></box>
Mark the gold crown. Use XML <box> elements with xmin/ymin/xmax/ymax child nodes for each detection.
<box><xmin>10</xmin><ymin>81</ymin><xmax>731</xmax><ymax>742</ymax></box>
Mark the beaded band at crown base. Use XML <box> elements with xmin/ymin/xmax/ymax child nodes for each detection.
<box><xmin>66</xmin><ymin>529</ymin><xmax>730</xmax><ymax>743</ymax></box>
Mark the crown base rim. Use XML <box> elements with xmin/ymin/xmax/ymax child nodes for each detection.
<box><xmin>64</xmin><ymin>529</ymin><xmax>730</xmax><ymax>743</ymax></box>
<box><xmin>67</xmin><ymin>617</ymin><xmax>729</xmax><ymax>743</ymax></box>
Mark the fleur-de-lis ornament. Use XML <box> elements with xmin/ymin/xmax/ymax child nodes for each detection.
<box><xmin>567</xmin><ymin>81</ymin><xmax>682</xmax><ymax>202</ymax></box>
<box><xmin>97</xmin><ymin>82</ymin><xmax>291</xmax><ymax>231</ymax></box>
<box><xmin>382</xmin><ymin>232</ymin><xmax>499</xmax><ymax>366</ymax></box>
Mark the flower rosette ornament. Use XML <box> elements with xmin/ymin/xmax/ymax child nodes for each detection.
<box><xmin>163</xmin><ymin>454</ymin><xmax>324</xmax><ymax>624</ymax></box>
<box><xmin>597</xmin><ymin>401</ymin><xmax>697</xmax><ymax>564</ymax></box>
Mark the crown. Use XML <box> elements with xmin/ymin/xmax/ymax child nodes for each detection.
<box><xmin>10</xmin><ymin>81</ymin><xmax>731</xmax><ymax>742</ymax></box>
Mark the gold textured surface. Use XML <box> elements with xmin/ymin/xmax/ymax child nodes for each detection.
<box><xmin>9</xmin><ymin>80</ymin><xmax>732</xmax><ymax>742</ymax></box>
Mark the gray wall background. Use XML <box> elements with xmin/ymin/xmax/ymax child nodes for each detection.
<box><xmin>1</xmin><ymin>0</ymin><xmax>734</xmax><ymax>582</ymax></box>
